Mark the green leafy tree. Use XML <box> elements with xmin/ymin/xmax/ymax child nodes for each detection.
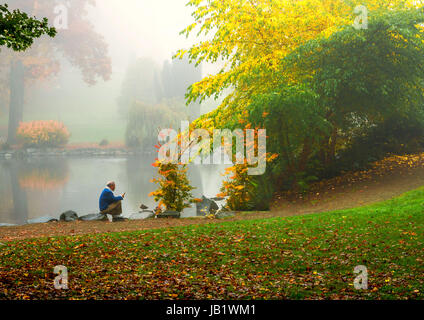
<box><xmin>248</xmin><ymin>85</ymin><xmax>327</xmax><ymax>190</ymax></box>
<box><xmin>284</xmin><ymin>7</ymin><xmax>424</xmax><ymax>171</ymax></box>
<box><xmin>246</xmin><ymin>7</ymin><xmax>424</xmax><ymax>191</ymax></box>
<box><xmin>0</xmin><ymin>3</ymin><xmax>56</xmax><ymax>51</ymax></box>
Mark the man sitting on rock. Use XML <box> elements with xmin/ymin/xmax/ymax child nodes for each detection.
<box><xmin>99</xmin><ymin>181</ymin><xmax>125</xmax><ymax>217</ymax></box>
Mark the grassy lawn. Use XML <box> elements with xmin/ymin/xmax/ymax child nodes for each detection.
<box><xmin>0</xmin><ymin>188</ymin><xmax>423</xmax><ymax>300</ymax></box>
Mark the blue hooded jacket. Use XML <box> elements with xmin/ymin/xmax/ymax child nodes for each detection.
<box><xmin>99</xmin><ymin>188</ymin><xmax>123</xmax><ymax>211</ymax></box>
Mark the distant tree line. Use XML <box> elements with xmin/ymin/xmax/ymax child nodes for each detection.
<box><xmin>119</xmin><ymin>56</ymin><xmax>202</xmax><ymax>149</ymax></box>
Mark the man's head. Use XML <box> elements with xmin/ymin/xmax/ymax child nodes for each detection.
<box><xmin>106</xmin><ymin>181</ymin><xmax>116</xmax><ymax>191</ymax></box>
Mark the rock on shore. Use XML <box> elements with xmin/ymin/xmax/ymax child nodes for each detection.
<box><xmin>78</xmin><ymin>213</ymin><xmax>108</xmax><ymax>222</ymax></box>
<box><xmin>27</xmin><ymin>216</ymin><xmax>58</xmax><ymax>224</ymax></box>
<box><xmin>196</xmin><ymin>196</ymin><xmax>219</xmax><ymax>216</ymax></box>
<box><xmin>60</xmin><ymin>211</ymin><xmax>79</xmax><ymax>222</ymax></box>
<box><xmin>157</xmin><ymin>211</ymin><xmax>180</xmax><ymax>219</ymax></box>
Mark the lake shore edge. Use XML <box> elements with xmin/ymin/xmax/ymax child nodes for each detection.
<box><xmin>0</xmin><ymin>147</ymin><xmax>154</xmax><ymax>159</ymax></box>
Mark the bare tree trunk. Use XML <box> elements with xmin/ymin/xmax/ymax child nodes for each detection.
<box><xmin>7</xmin><ymin>60</ymin><xmax>25</xmax><ymax>145</ymax></box>
<box><xmin>327</xmin><ymin>127</ymin><xmax>338</xmax><ymax>167</ymax></box>
<box><xmin>298</xmin><ymin>137</ymin><xmax>312</xmax><ymax>173</ymax></box>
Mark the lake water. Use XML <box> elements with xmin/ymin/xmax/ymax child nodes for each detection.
<box><xmin>0</xmin><ymin>156</ymin><xmax>229</xmax><ymax>225</ymax></box>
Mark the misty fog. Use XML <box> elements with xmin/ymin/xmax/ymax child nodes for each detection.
<box><xmin>0</xmin><ymin>0</ymin><xmax>220</xmax><ymax>145</ymax></box>
<box><xmin>0</xmin><ymin>0</ymin><xmax>229</xmax><ymax>225</ymax></box>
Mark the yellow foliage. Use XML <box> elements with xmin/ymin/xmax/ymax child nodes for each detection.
<box><xmin>178</xmin><ymin>0</ymin><xmax>422</xmax><ymax>129</ymax></box>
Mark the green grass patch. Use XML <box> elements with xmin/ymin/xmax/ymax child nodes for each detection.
<box><xmin>1</xmin><ymin>187</ymin><xmax>423</xmax><ymax>299</ymax></box>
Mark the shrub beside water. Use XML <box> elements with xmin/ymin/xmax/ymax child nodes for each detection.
<box><xmin>17</xmin><ymin>120</ymin><xmax>70</xmax><ymax>148</ymax></box>
<box><xmin>218</xmin><ymin>164</ymin><xmax>253</xmax><ymax>211</ymax></box>
<box><xmin>149</xmin><ymin>161</ymin><xmax>196</xmax><ymax>213</ymax></box>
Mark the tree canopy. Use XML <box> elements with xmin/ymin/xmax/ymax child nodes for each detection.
<box><xmin>178</xmin><ymin>0</ymin><xmax>424</xmax><ymax>202</ymax></box>
<box><xmin>178</xmin><ymin>0</ymin><xmax>422</xmax><ymax>125</ymax></box>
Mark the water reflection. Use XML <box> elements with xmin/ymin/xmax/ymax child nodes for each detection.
<box><xmin>0</xmin><ymin>156</ymin><xmax>227</xmax><ymax>225</ymax></box>
<box><xmin>18</xmin><ymin>160</ymin><xmax>69</xmax><ymax>190</ymax></box>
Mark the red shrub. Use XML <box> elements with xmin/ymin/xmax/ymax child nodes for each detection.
<box><xmin>17</xmin><ymin>120</ymin><xmax>70</xmax><ymax>148</ymax></box>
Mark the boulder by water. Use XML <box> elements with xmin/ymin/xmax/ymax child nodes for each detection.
<box><xmin>196</xmin><ymin>196</ymin><xmax>219</xmax><ymax>216</ymax></box>
<box><xmin>130</xmin><ymin>211</ymin><xmax>155</xmax><ymax>220</ymax></box>
<box><xmin>60</xmin><ymin>211</ymin><xmax>78</xmax><ymax>222</ymax></box>
<box><xmin>157</xmin><ymin>211</ymin><xmax>180</xmax><ymax>219</ymax></box>
<box><xmin>0</xmin><ymin>223</ymin><xmax>17</xmax><ymax>227</ymax></box>
<box><xmin>78</xmin><ymin>213</ymin><xmax>108</xmax><ymax>221</ymax></box>
<box><xmin>112</xmin><ymin>216</ymin><xmax>128</xmax><ymax>222</ymax></box>
<box><xmin>141</xmin><ymin>209</ymin><xmax>154</xmax><ymax>214</ymax></box>
<box><xmin>145</xmin><ymin>211</ymin><xmax>156</xmax><ymax>219</ymax></box>
<box><xmin>27</xmin><ymin>216</ymin><xmax>58</xmax><ymax>224</ymax></box>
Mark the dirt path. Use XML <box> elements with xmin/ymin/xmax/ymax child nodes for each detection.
<box><xmin>1</xmin><ymin>154</ymin><xmax>423</xmax><ymax>243</ymax></box>
<box><xmin>271</xmin><ymin>165</ymin><xmax>424</xmax><ymax>215</ymax></box>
